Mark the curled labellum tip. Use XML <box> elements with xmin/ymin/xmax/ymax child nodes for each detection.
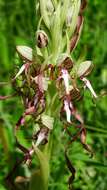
<box><xmin>80</xmin><ymin>128</ymin><xmax>93</xmax><ymax>157</ymax></box>
<box><xmin>65</xmin><ymin>150</ymin><xmax>76</xmax><ymax>190</ymax></box>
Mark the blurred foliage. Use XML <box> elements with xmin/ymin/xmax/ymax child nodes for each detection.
<box><xmin>0</xmin><ymin>0</ymin><xmax>107</xmax><ymax>190</ymax></box>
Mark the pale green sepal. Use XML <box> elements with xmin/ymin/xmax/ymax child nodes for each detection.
<box><xmin>16</xmin><ymin>45</ymin><xmax>32</xmax><ymax>61</ymax></box>
<box><xmin>77</xmin><ymin>61</ymin><xmax>93</xmax><ymax>77</ymax></box>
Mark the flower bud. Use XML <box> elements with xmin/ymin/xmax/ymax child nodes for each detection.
<box><xmin>36</xmin><ymin>30</ymin><xmax>48</xmax><ymax>48</ymax></box>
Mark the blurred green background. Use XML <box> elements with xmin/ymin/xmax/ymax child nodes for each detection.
<box><xmin>0</xmin><ymin>0</ymin><xmax>107</xmax><ymax>190</ymax></box>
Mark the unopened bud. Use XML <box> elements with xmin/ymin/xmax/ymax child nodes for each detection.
<box><xmin>36</xmin><ymin>30</ymin><xmax>48</xmax><ymax>48</ymax></box>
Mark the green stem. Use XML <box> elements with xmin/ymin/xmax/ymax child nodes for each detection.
<box><xmin>29</xmin><ymin>134</ymin><xmax>53</xmax><ymax>190</ymax></box>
